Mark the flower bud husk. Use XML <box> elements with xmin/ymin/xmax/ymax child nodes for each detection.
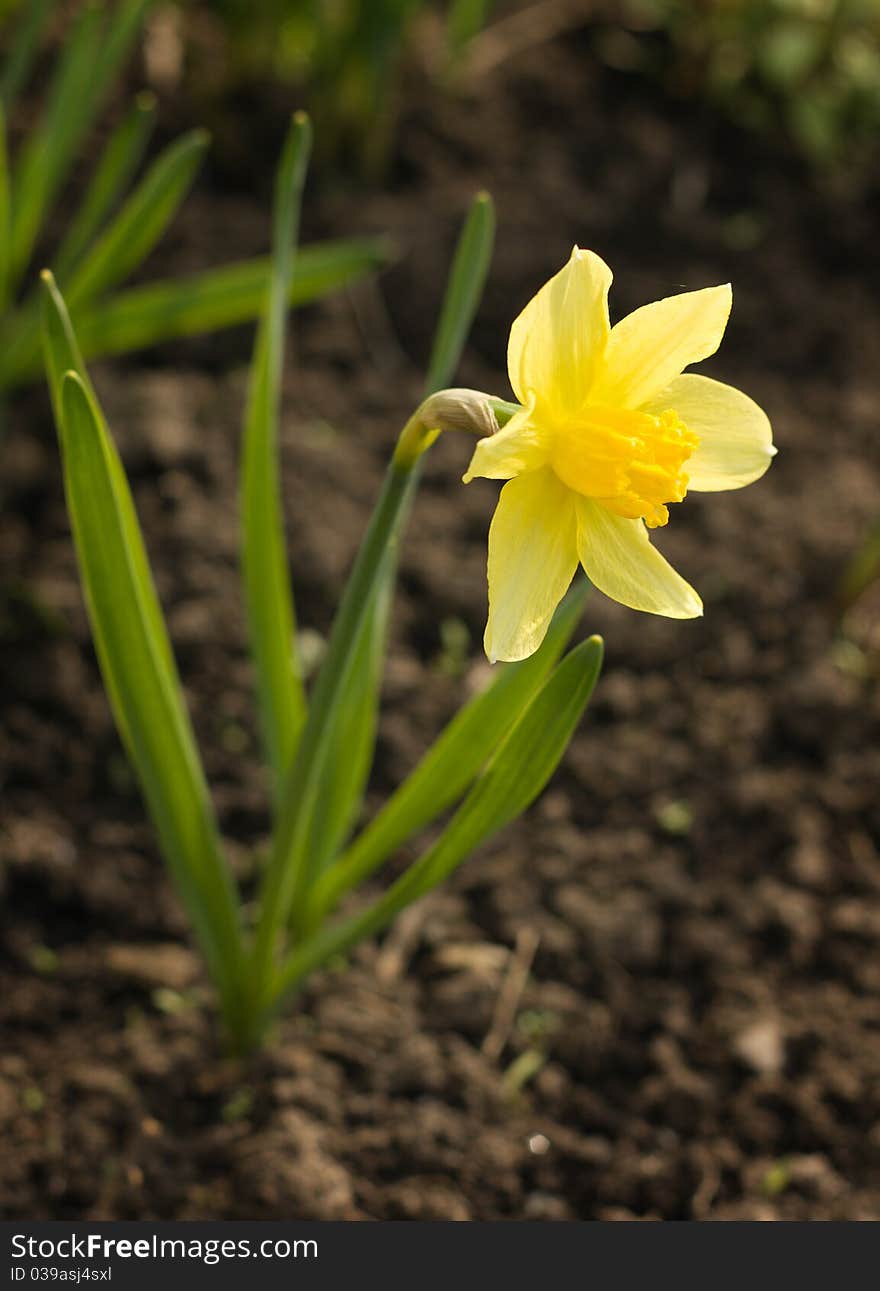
<box><xmin>394</xmin><ymin>388</ymin><xmax>499</xmax><ymax>468</ymax></box>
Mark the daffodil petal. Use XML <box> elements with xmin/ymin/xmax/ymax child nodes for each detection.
<box><xmin>642</xmin><ymin>373</ymin><xmax>775</xmax><ymax>492</ymax></box>
<box><xmin>507</xmin><ymin>246</ymin><xmax>612</xmax><ymax>417</ymax></box>
<box><xmin>485</xmin><ymin>467</ymin><xmax>579</xmax><ymax>662</ymax></box>
<box><xmin>576</xmin><ymin>498</ymin><xmax>702</xmax><ymax>618</ymax></box>
<box><xmin>462</xmin><ymin>405</ymin><xmax>548</xmax><ymax>482</ymax></box>
<box><xmin>591</xmin><ymin>283</ymin><xmax>732</xmax><ymax>411</ymax></box>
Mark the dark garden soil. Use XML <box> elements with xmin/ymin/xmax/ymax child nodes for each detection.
<box><xmin>2</xmin><ymin>12</ymin><xmax>880</xmax><ymax>1220</ymax></box>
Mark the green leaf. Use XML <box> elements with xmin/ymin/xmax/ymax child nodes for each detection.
<box><xmin>62</xmin><ymin>129</ymin><xmax>208</xmax><ymax>311</ymax></box>
<box><xmin>73</xmin><ymin>234</ymin><xmax>392</xmax><ymax>352</ymax></box>
<box><xmin>306</xmin><ymin>580</ymin><xmax>589</xmax><ymax>927</ymax></box>
<box><xmin>9</xmin><ymin>2</ymin><xmax>104</xmax><ymax>282</ymax></box>
<box><xmin>300</xmin><ymin>556</ymin><xmax>393</xmax><ymax>881</ymax></box>
<box><xmin>312</xmin><ymin>192</ymin><xmax>497</xmax><ymax>865</ymax></box>
<box><xmin>0</xmin><ymin>237</ymin><xmax>393</xmax><ymax>387</ymax></box>
<box><xmin>40</xmin><ymin>270</ymin><xmax>91</xmax><ymax>420</ymax></box>
<box><xmin>92</xmin><ymin>0</ymin><xmax>153</xmax><ymax>90</ymax></box>
<box><xmin>53</xmin><ymin>91</ymin><xmax>157</xmax><ymax>282</ymax></box>
<box><xmin>0</xmin><ymin>0</ymin><xmax>55</xmax><ymax>110</ymax></box>
<box><xmin>424</xmin><ymin>190</ymin><xmax>494</xmax><ymax>396</ymax></box>
<box><xmin>241</xmin><ymin>112</ymin><xmax>311</xmax><ymax>806</ymax></box>
<box><xmin>271</xmin><ymin>635</ymin><xmax>603</xmax><ymax>1009</ymax></box>
<box><xmin>42</xmin><ymin>275</ymin><xmax>247</xmax><ymax>1035</ymax></box>
<box><xmin>9</xmin><ymin>0</ymin><xmax>150</xmax><ymax>287</ymax></box>
<box><xmin>278</xmin><ymin>190</ymin><xmax>497</xmax><ymax>938</ymax></box>
<box><xmin>251</xmin><ymin>457</ymin><xmax>419</xmax><ymax>988</ymax></box>
<box><xmin>41</xmin><ymin>271</ymin><xmax>178</xmax><ymax>684</ymax></box>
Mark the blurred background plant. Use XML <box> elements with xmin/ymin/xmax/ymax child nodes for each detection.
<box><xmin>596</xmin><ymin>0</ymin><xmax>880</xmax><ymax>173</ymax></box>
<box><xmin>0</xmin><ymin>0</ymin><xmax>389</xmax><ymax>403</ymax></box>
<box><xmin>181</xmin><ymin>0</ymin><xmax>880</xmax><ymax>179</ymax></box>
<box><xmin>179</xmin><ymin>0</ymin><xmax>494</xmax><ymax>175</ymax></box>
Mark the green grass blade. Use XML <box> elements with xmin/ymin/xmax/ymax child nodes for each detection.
<box><xmin>52</xmin><ymin>370</ymin><xmax>247</xmax><ymax>1036</ymax></box>
<box><xmin>0</xmin><ymin>0</ymin><xmax>55</xmax><ymax>109</ymax></box>
<box><xmin>271</xmin><ymin>636</ymin><xmax>603</xmax><ymax>1010</ymax></box>
<box><xmin>41</xmin><ymin>270</ymin><xmax>175</xmax><ymax>683</ymax></box>
<box><xmin>40</xmin><ymin>269</ymin><xmax>91</xmax><ymax>420</ymax></box>
<box><xmin>53</xmin><ymin>91</ymin><xmax>157</xmax><ymax>281</ymax></box>
<box><xmin>299</xmin><ymin>557</ymin><xmax>393</xmax><ymax>883</ymax></box>
<box><xmin>424</xmin><ymin>190</ymin><xmax>494</xmax><ymax>396</ymax></box>
<box><xmin>0</xmin><ymin>238</ymin><xmax>393</xmax><ymax>388</ymax></box>
<box><xmin>92</xmin><ymin>0</ymin><xmax>152</xmax><ymax>88</ymax></box>
<box><xmin>78</xmin><ymin>237</ymin><xmax>393</xmax><ymax>349</ymax></box>
<box><xmin>9</xmin><ymin>2</ymin><xmax>104</xmax><ymax>282</ymax></box>
<box><xmin>62</xmin><ymin>129</ymin><xmax>208</xmax><ymax>311</ymax></box>
<box><xmin>241</xmin><ymin>112</ymin><xmax>311</xmax><ymax>806</ymax></box>
<box><xmin>9</xmin><ymin>0</ymin><xmax>152</xmax><ymax>285</ymax></box>
<box><xmin>306</xmin><ymin>580</ymin><xmax>589</xmax><ymax>927</ymax></box>
<box><xmin>252</xmin><ymin>457</ymin><xmax>419</xmax><ymax>989</ymax></box>
<box><xmin>43</xmin><ymin>275</ymin><xmax>248</xmax><ymax>1033</ymax></box>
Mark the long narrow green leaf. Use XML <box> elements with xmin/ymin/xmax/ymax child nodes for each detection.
<box><xmin>76</xmin><ymin>237</ymin><xmax>392</xmax><ymax>349</ymax></box>
<box><xmin>241</xmin><ymin>112</ymin><xmax>311</xmax><ymax>807</ymax></box>
<box><xmin>2</xmin><ymin>121</ymin><xmax>200</xmax><ymax>387</ymax></box>
<box><xmin>425</xmin><ymin>191</ymin><xmax>494</xmax><ymax>396</ymax></box>
<box><xmin>252</xmin><ymin>457</ymin><xmax>418</xmax><ymax>990</ymax></box>
<box><xmin>55</xmin><ymin>373</ymin><xmax>247</xmax><ymax>1028</ymax></box>
<box><xmin>293</xmin><ymin>192</ymin><xmax>498</xmax><ymax>908</ymax></box>
<box><xmin>0</xmin><ymin>238</ymin><xmax>393</xmax><ymax>387</ymax></box>
<box><xmin>92</xmin><ymin>0</ymin><xmax>153</xmax><ymax>91</ymax></box>
<box><xmin>271</xmin><ymin>636</ymin><xmax>603</xmax><ymax>1010</ymax></box>
<box><xmin>43</xmin><ymin>269</ymin><xmax>213</xmax><ymax>819</ymax></box>
<box><xmin>9</xmin><ymin>2</ymin><xmax>104</xmax><ymax>282</ymax></box>
<box><xmin>43</xmin><ymin>282</ymin><xmax>247</xmax><ymax>1037</ymax></box>
<box><xmin>9</xmin><ymin>0</ymin><xmax>152</xmax><ymax>285</ymax></box>
<box><xmin>0</xmin><ymin>0</ymin><xmax>55</xmax><ymax>110</ymax></box>
<box><xmin>305</xmin><ymin>580</ymin><xmax>590</xmax><ymax>928</ymax></box>
<box><xmin>63</xmin><ymin>130</ymin><xmax>208</xmax><ymax>311</ymax></box>
<box><xmin>41</xmin><ymin>270</ymin><xmax>176</xmax><ymax>691</ymax></box>
<box><xmin>300</xmin><ymin>565</ymin><xmax>392</xmax><ymax>879</ymax></box>
<box><xmin>53</xmin><ymin>91</ymin><xmax>157</xmax><ymax>281</ymax></box>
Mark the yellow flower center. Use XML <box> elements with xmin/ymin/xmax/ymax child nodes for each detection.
<box><xmin>549</xmin><ymin>405</ymin><xmax>700</xmax><ymax>528</ymax></box>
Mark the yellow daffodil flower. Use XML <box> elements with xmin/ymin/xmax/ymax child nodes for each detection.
<box><xmin>463</xmin><ymin>247</ymin><xmax>775</xmax><ymax>662</ymax></box>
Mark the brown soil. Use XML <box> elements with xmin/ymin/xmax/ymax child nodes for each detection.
<box><xmin>2</xmin><ymin>15</ymin><xmax>880</xmax><ymax>1220</ymax></box>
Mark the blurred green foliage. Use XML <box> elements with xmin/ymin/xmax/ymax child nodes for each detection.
<box><xmin>615</xmin><ymin>0</ymin><xmax>880</xmax><ymax>169</ymax></box>
<box><xmin>200</xmin><ymin>0</ymin><xmax>880</xmax><ymax>175</ymax></box>
<box><xmin>202</xmin><ymin>0</ymin><xmax>493</xmax><ymax>173</ymax></box>
<box><xmin>0</xmin><ymin>0</ymin><xmax>388</xmax><ymax>394</ymax></box>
